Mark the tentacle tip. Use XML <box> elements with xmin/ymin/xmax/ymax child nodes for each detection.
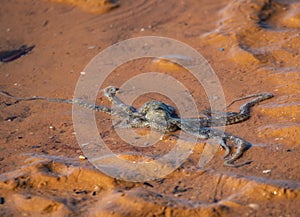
<box><xmin>223</xmin><ymin>160</ymin><xmax>252</xmax><ymax>168</ymax></box>
<box><xmin>222</xmin><ymin>154</ymin><xmax>230</xmax><ymax>160</ymax></box>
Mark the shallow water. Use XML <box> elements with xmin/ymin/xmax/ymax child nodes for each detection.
<box><xmin>0</xmin><ymin>0</ymin><xmax>299</xmax><ymax>216</ymax></box>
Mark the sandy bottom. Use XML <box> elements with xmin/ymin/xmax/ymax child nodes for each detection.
<box><xmin>0</xmin><ymin>0</ymin><xmax>299</xmax><ymax>216</ymax></box>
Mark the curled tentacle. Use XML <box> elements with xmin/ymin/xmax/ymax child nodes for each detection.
<box><xmin>0</xmin><ymin>90</ymin><xmax>112</xmax><ymax>114</ymax></box>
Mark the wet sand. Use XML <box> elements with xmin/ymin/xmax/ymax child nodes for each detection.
<box><xmin>0</xmin><ymin>0</ymin><xmax>299</xmax><ymax>216</ymax></box>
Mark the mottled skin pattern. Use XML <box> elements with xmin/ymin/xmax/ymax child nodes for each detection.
<box><xmin>103</xmin><ymin>87</ymin><xmax>273</xmax><ymax>167</ymax></box>
<box><xmin>0</xmin><ymin>86</ymin><xmax>274</xmax><ymax>167</ymax></box>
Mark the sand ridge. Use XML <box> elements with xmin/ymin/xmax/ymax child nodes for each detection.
<box><xmin>0</xmin><ymin>0</ymin><xmax>299</xmax><ymax>216</ymax></box>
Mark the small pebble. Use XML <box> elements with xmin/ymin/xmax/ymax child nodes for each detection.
<box><xmin>219</xmin><ymin>47</ymin><xmax>225</xmax><ymax>51</ymax></box>
<box><xmin>94</xmin><ymin>185</ymin><xmax>101</xmax><ymax>192</ymax></box>
<box><xmin>79</xmin><ymin>155</ymin><xmax>87</xmax><ymax>160</ymax></box>
<box><xmin>262</xmin><ymin>169</ymin><xmax>271</xmax><ymax>174</ymax></box>
<box><xmin>248</xmin><ymin>203</ymin><xmax>259</xmax><ymax>210</ymax></box>
<box><xmin>274</xmin><ymin>137</ymin><xmax>283</xmax><ymax>141</ymax></box>
<box><xmin>140</xmin><ymin>28</ymin><xmax>145</xmax><ymax>32</ymax></box>
<box><xmin>0</xmin><ymin>197</ymin><xmax>4</xmax><ymax>204</ymax></box>
<box><xmin>80</xmin><ymin>71</ymin><xmax>86</xmax><ymax>75</ymax></box>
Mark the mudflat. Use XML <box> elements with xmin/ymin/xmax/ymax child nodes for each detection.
<box><xmin>0</xmin><ymin>0</ymin><xmax>299</xmax><ymax>216</ymax></box>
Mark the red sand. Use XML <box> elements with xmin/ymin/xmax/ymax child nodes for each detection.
<box><xmin>0</xmin><ymin>0</ymin><xmax>299</xmax><ymax>216</ymax></box>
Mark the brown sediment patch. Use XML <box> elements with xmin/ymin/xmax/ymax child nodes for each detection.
<box><xmin>258</xmin><ymin>123</ymin><xmax>300</xmax><ymax>146</ymax></box>
<box><xmin>202</xmin><ymin>0</ymin><xmax>300</xmax><ymax>66</ymax></box>
<box><xmin>258</xmin><ymin>0</ymin><xmax>300</xmax><ymax>29</ymax></box>
<box><xmin>1</xmin><ymin>0</ymin><xmax>300</xmax><ymax>216</ymax></box>
<box><xmin>267</xmin><ymin>69</ymin><xmax>300</xmax><ymax>94</ymax></box>
<box><xmin>152</xmin><ymin>57</ymin><xmax>192</xmax><ymax>72</ymax></box>
<box><xmin>0</xmin><ymin>155</ymin><xmax>117</xmax><ymax>216</ymax></box>
<box><xmin>1</xmin><ymin>155</ymin><xmax>299</xmax><ymax>216</ymax></box>
<box><xmin>11</xmin><ymin>193</ymin><xmax>72</xmax><ymax>216</ymax></box>
<box><xmin>202</xmin><ymin>0</ymin><xmax>299</xmax><ymax>134</ymax></box>
<box><xmin>49</xmin><ymin>0</ymin><xmax>119</xmax><ymax>14</ymax></box>
<box><xmin>281</xmin><ymin>3</ymin><xmax>300</xmax><ymax>29</ymax></box>
<box><xmin>260</xmin><ymin>102</ymin><xmax>300</xmax><ymax>120</ymax></box>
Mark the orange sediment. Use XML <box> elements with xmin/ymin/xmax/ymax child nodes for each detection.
<box><xmin>50</xmin><ymin>0</ymin><xmax>119</xmax><ymax>14</ymax></box>
<box><xmin>0</xmin><ymin>0</ymin><xmax>299</xmax><ymax>216</ymax></box>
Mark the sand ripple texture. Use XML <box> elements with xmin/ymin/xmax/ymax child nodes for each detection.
<box><xmin>0</xmin><ymin>154</ymin><xmax>299</xmax><ymax>217</ymax></box>
<box><xmin>50</xmin><ymin>0</ymin><xmax>119</xmax><ymax>14</ymax></box>
<box><xmin>0</xmin><ymin>0</ymin><xmax>300</xmax><ymax>216</ymax></box>
<box><xmin>200</xmin><ymin>1</ymin><xmax>300</xmax><ymax>215</ymax></box>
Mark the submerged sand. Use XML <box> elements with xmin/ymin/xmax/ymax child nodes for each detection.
<box><xmin>0</xmin><ymin>0</ymin><xmax>299</xmax><ymax>216</ymax></box>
